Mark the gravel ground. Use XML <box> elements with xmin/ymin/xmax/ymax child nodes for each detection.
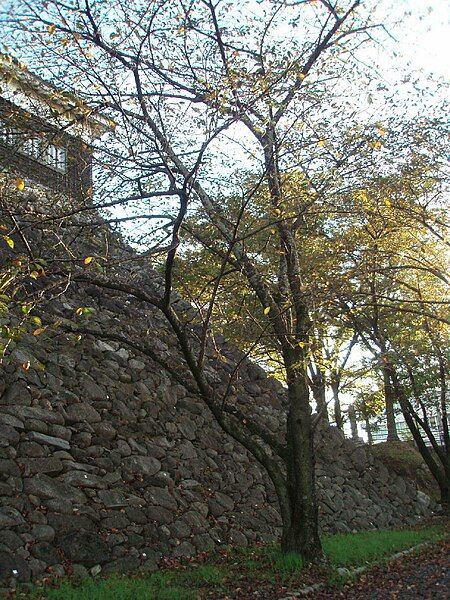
<box><xmin>311</xmin><ymin>540</ymin><xmax>449</xmax><ymax>599</ymax></box>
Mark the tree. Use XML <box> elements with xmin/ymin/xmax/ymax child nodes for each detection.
<box><xmin>353</xmin><ymin>386</ymin><xmax>385</xmax><ymax>444</ymax></box>
<box><xmin>330</xmin><ymin>167</ymin><xmax>450</xmax><ymax>509</ymax></box>
<box><xmin>0</xmin><ymin>175</ymin><xmax>52</xmax><ymax>360</ymax></box>
<box><xmin>5</xmin><ymin>0</ymin><xmax>448</xmax><ymax>553</ymax></box>
<box><xmin>3</xmin><ymin>0</ymin><xmax>387</xmax><ymax>562</ymax></box>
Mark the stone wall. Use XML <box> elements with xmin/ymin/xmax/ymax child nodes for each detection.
<box><xmin>0</xmin><ymin>274</ymin><xmax>434</xmax><ymax>587</ymax></box>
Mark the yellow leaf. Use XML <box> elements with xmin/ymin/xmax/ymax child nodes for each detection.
<box><xmin>318</xmin><ymin>139</ymin><xmax>326</xmax><ymax>147</ymax></box>
<box><xmin>377</xmin><ymin>126</ymin><xmax>386</xmax><ymax>136</ymax></box>
<box><xmin>83</xmin><ymin>256</ymin><xmax>93</xmax><ymax>265</ymax></box>
<box><xmin>384</xmin><ymin>198</ymin><xmax>392</xmax><ymax>207</ymax></box>
<box><xmin>48</xmin><ymin>24</ymin><xmax>56</xmax><ymax>35</ymax></box>
<box><xmin>274</xmin><ymin>208</ymin><xmax>282</xmax><ymax>217</ymax></box>
<box><xmin>29</xmin><ymin>271</ymin><xmax>39</xmax><ymax>280</ymax></box>
<box><xmin>16</xmin><ymin>178</ymin><xmax>25</xmax><ymax>191</ymax></box>
<box><xmin>263</xmin><ymin>306</ymin><xmax>271</xmax><ymax>315</ymax></box>
<box><xmin>371</xmin><ymin>140</ymin><xmax>382</xmax><ymax>150</ymax></box>
<box><xmin>21</xmin><ymin>361</ymin><xmax>30</xmax><ymax>371</ymax></box>
<box><xmin>3</xmin><ymin>236</ymin><xmax>14</xmax><ymax>249</ymax></box>
<box><xmin>75</xmin><ymin>307</ymin><xmax>84</xmax><ymax>316</ymax></box>
<box><xmin>33</xmin><ymin>328</ymin><xmax>45</xmax><ymax>337</ymax></box>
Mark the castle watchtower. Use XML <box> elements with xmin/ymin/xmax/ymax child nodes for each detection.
<box><xmin>0</xmin><ymin>54</ymin><xmax>111</xmax><ymax>200</ymax></box>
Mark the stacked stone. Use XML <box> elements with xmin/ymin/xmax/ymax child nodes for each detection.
<box><xmin>0</xmin><ymin>273</ymin><xmax>433</xmax><ymax>587</ymax></box>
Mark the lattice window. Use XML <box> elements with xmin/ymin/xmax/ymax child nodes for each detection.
<box><xmin>22</xmin><ymin>136</ymin><xmax>41</xmax><ymax>160</ymax></box>
<box><xmin>0</xmin><ymin>120</ymin><xmax>22</xmax><ymax>148</ymax></box>
<box><xmin>45</xmin><ymin>143</ymin><xmax>67</xmax><ymax>172</ymax></box>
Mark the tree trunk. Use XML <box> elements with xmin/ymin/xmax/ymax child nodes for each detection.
<box><xmin>310</xmin><ymin>370</ymin><xmax>329</xmax><ymax>424</ymax></box>
<box><xmin>439</xmin><ymin>477</ymin><xmax>450</xmax><ymax>514</ymax></box>
<box><xmin>283</xmin><ymin>363</ymin><xmax>324</xmax><ymax>561</ymax></box>
<box><xmin>382</xmin><ymin>366</ymin><xmax>399</xmax><ymax>441</ymax></box>
<box><xmin>348</xmin><ymin>404</ymin><xmax>359</xmax><ymax>440</ymax></box>
<box><xmin>330</xmin><ymin>378</ymin><xmax>342</xmax><ymax>429</ymax></box>
<box><xmin>388</xmin><ymin>363</ymin><xmax>450</xmax><ymax>514</ymax></box>
<box><xmin>364</xmin><ymin>415</ymin><xmax>373</xmax><ymax>445</ymax></box>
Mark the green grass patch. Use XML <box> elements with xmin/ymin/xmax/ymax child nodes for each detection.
<box><xmin>323</xmin><ymin>525</ymin><xmax>443</xmax><ymax>566</ymax></box>
<box><xmin>22</xmin><ymin>524</ymin><xmax>445</xmax><ymax>599</ymax></box>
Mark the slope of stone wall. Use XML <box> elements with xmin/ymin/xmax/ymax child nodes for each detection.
<box><xmin>0</xmin><ymin>277</ymin><xmax>434</xmax><ymax>586</ymax></box>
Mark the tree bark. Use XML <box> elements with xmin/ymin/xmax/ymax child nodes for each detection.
<box><xmin>364</xmin><ymin>415</ymin><xmax>373</xmax><ymax>445</ymax></box>
<box><xmin>348</xmin><ymin>404</ymin><xmax>359</xmax><ymax>440</ymax></box>
<box><xmin>283</xmin><ymin>353</ymin><xmax>323</xmax><ymax>561</ymax></box>
<box><xmin>310</xmin><ymin>369</ymin><xmax>329</xmax><ymax>424</ymax></box>
<box><xmin>382</xmin><ymin>366</ymin><xmax>400</xmax><ymax>441</ymax></box>
<box><xmin>330</xmin><ymin>376</ymin><xmax>343</xmax><ymax>429</ymax></box>
<box><xmin>388</xmin><ymin>362</ymin><xmax>450</xmax><ymax>514</ymax></box>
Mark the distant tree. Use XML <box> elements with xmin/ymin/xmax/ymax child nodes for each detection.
<box><xmin>353</xmin><ymin>387</ymin><xmax>385</xmax><ymax>444</ymax></box>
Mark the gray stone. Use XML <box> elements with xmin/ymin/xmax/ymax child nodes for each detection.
<box><xmin>101</xmin><ymin>512</ymin><xmax>130</xmax><ymax>530</ymax></box>
<box><xmin>0</xmin><ymin>507</ymin><xmax>26</xmax><ymax>528</ymax></box>
<box><xmin>65</xmin><ymin>403</ymin><xmax>101</xmax><ymax>423</ymax></box>
<box><xmin>101</xmin><ymin>556</ymin><xmax>141</xmax><ymax>574</ymax></box>
<box><xmin>351</xmin><ymin>447</ymin><xmax>367</xmax><ymax>472</ymax></box>
<box><xmin>0</xmin><ymin>459</ymin><xmax>20</xmax><ymax>477</ymax></box>
<box><xmin>24</xmin><ymin>475</ymin><xmax>87</xmax><ymax>504</ymax></box>
<box><xmin>31</xmin><ymin>525</ymin><xmax>56</xmax><ymax>543</ymax></box>
<box><xmin>129</xmin><ymin>359</ymin><xmax>145</xmax><ymax>371</ymax></box>
<box><xmin>23</xmin><ymin>457</ymin><xmax>64</xmax><ymax>476</ymax></box>
<box><xmin>62</xmin><ymin>472</ymin><xmax>106</xmax><ymax>489</ymax></box>
<box><xmin>27</xmin><ymin>431</ymin><xmax>70</xmax><ymax>450</ymax></box>
<box><xmin>122</xmin><ymin>455</ymin><xmax>161</xmax><ymax>477</ymax></box>
<box><xmin>192</xmin><ymin>533</ymin><xmax>215</xmax><ymax>552</ymax></box>
<box><xmin>169</xmin><ymin>519</ymin><xmax>191</xmax><ymax>539</ymax></box>
<box><xmin>0</xmin><ymin>423</ymin><xmax>20</xmax><ymax>446</ymax></box>
<box><xmin>28</xmin><ymin>558</ymin><xmax>47</xmax><ymax>578</ymax></box>
<box><xmin>72</xmin><ymin>563</ymin><xmax>89</xmax><ymax>579</ymax></box>
<box><xmin>31</xmin><ymin>542</ymin><xmax>60</xmax><ymax>565</ymax></box>
<box><xmin>57</xmin><ymin>531</ymin><xmax>110</xmax><ymax>567</ymax></box>
<box><xmin>98</xmin><ymin>490</ymin><xmax>129</xmax><ymax>508</ymax></box>
<box><xmin>179</xmin><ymin>441</ymin><xmax>197</xmax><ymax>459</ymax></box>
<box><xmin>94</xmin><ymin>340</ymin><xmax>116</xmax><ymax>353</ymax></box>
<box><xmin>80</xmin><ymin>379</ymin><xmax>107</xmax><ymax>402</ymax></box>
<box><xmin>2</xmin><ymin>381</ymin><xmax>32</xmax><ymax>406</ymax></box>
<box><xmin>0</xmin><ymin>531</ymin><xmax>23</xmax><ymax>551</ymax></box>
<box><xmin>124</xmin><ymin>507</ymin><xmax>147</xmax><ymax>524</ymax></box>
<box><xmin>0</xmin><ymin>414</ymin><xmax>24</xmax><ymax>429</ymax></box>
<box><xmin>0</xmin><ymin>551</ymin><xmax>31</xmax><ymax>583</ymax></box>
<box><xmin>49</xmin><ymin>425</ymin><xmax>72</xmax><ymax>441</ymax></box>
<box><xmin>144</xmin><ymin>487</ymin><xmax>178</xmax><ymax>511</ymax></box>
<box><xmin>8</xmin><ymin>405</ymin><xmax>64</xmax><ymax>426</ymax></box>
<box><xmin>229</xmin><ymin>529</ymin><xmax>248</xmax><ymax>546</ymax></box>
<box><xmin>146</xmin><ymin>506</ymin><xmax>174</xmax><ymax>524</ymax></box>
<box><xmin>173</xmin><ymin>541</ymin><xmax>195</xmax><ymax>557</ymax></box>
<box><xmin>92</xmin><ymin>422</ymin><xmax>117</xmax><ymax>441</ymax></box>
<box><xmin>178</xmin><ymin>417</ymin><xmax>196</xmax><ymax>441</ymax></box>
<box><xmin>214</xmin><ymin>492</ymin><xmax>234</xmax><ymax>511</ymax></box>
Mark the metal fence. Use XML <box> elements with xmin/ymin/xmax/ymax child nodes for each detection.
<box><xmin>369</xmin><ymin>423</ymin><xmax>446</xmax><ymax>446</ymax></box>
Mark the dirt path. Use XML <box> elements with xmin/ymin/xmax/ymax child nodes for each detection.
<box><xmin>311</xmin><ymin>540</ymin><xmax>449</xmax><ymax>599</ymax></box>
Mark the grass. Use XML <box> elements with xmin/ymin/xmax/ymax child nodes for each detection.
<box><xmin>21</xmin><ymin>523</ymin><xmax>446</xmax><ymax>600</ymax></box>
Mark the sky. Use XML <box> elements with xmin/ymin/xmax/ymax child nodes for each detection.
<box><xmin>380</xmin><ymin>0</ymin><xmax>449</xmax><ymax>80</ymax></box>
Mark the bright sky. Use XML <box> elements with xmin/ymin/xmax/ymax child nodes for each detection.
<box><xmin>379</xmin><ymin>0</ymin><xmax>449</xmax><ymax>80</ymax></box>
